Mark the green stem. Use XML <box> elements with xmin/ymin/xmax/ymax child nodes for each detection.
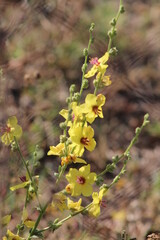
<box><xmin>94</xmin><ymin>73</ymin><xmax>102</xmax><ymax>95</ymax></box>
<box><xmin>25</xmin><ymin>189</ymin><xmax>29</xmax><ymax>208</ymax></box>
<box><xmin>56</xmin><ymin>165</ymin><xmax>67</xmax><ymax>184</ymax></box>
<box><xmin>107</xmin><ymin>0</ymin><xmax>123</xmax><ymax>52</ymax></box>
<box><xmin>37</xmin><ymin>203</ymin><xmax>92</xmax><ymax>234</ymax></box>
<box><xmin>14</xmin><ymin>137</ymin><xmax>42</xmax><ymax>210</ymax></box>
<box><xmin>79</xmin><ymin>25</ymin><xmax>94</xmax><ymax>101</ymax></box>
<box><xmin>98</xmin><ymin>114</ymin><xmax>149</xmax><ymax>178</ymax></box>
<box><xmin>27</xmin><ymin>203</ymin><xmax>48</xmax><ymax>240</ymax></box>
<box><xmin>14</xmin><ymin>137</ymin><xmax>32</xmax><ymax>181</ymax></box>
<box><xmin>108</xmin><ymin>159</ymin><xmax>127</xmax><ymax>190</ymax></box>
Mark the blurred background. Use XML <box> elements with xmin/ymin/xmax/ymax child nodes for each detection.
<box><xmin>0</xmin><ymin>0</ymin><xmax>160</xmax><ymax>239</ymax></box>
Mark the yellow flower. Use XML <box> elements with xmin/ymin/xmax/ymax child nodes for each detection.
<box><xmin>69</xmin><ymin>126</ymin><xmax>96</xmax><ymax>156</ymax></box>
<box><xmin>65</xmin><ymin>184</ymin><xmax>72</xmax><ymax>194</ymax></box>
<box><xmin>10</xmin><ymin>173</ymin><xmax>30</xmax><ymax>191</ymax></box>
<box><xmin>59</xmin><ymin>102</ymin><xmax>84</xmax><ymax>126</ymax></box>
<box><xmin>80</xmin><ymin>94</ymin><xmax>106</xmax><ymax>123</ymax></box>
<box><xmin>67</xmin><ymin>198</ymin><xmax>83</xmax><ymax>211</ymax></box>
<box><xmin>1</xmin><ymin>215</ymin><xmax>11</xmax><ymax>225</ymax></box>
<box><xmin>1</xmin><ymin>116</ymin><xmax>22</xmax><ymax>145</ymax></box>
<box><xmin>10</xmin><ymin>174</ymin><xmax>39</xmax><ymax>199</ymax></box>
<box><xmin>48</xmin><ymin>142</ymin><xmax>86</xmax><ymax>165</ymax></box>
<box><xmin>84</xmin><ymin>52</ymin><xmax>109</xmax><ymax>78</ymax></box>
<box><xmin>61</xmin><ymin>154</ymin><xmax>86</xmax><ymax>166</ymax></box>
<box><xmin>51</xmin><ymin>192</ymin><xmax>68</xmax><ymax>212</ymax></box>
<box><xmin>47</xmin><ymin>143</ymin><xmax>65</xmax><ymax>156</ymax></box>
<box><xmin>99</xmin><ymin>74</ymin><xmax>112</xmax><ymax>87</ymax></box>
<box><xmin>66</xmin><ymin>164</ymin><xmax>97</xmax><ymax>197</ymax></box>
<box><xmin>22</xmin><ymin>208</ymin><xmax>35</xmax><ymax>228</ymax></box>
<box><xmin>3</xmin><ymin>230</ymin><xmax>24</xmax><ymax>240</ymax></box>
<box><xmin>88</xmin><ymin>188</ymin><xmax>107</xmax><ymax>217</ymax></box>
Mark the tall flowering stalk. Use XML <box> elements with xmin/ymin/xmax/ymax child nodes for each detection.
<box><xmin>1</xmin><ymin>1</ymin><xmax>150</xmax><ymax>239</ymax></box>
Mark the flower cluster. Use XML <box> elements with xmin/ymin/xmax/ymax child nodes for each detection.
<box><xmin>1</xmin><ymin>2</ymin><xmax>150</xmax><ymax>239</ymax></box>
<box><xmin>47</xmin><ymin>49</ymin><xmax>112</xmax><ymax>216</ymax></box>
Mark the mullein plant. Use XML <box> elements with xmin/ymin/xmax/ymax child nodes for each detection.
<box><xmin>1</xmin><ymin>1</ymin><xmax>150</xmax><ymax>239</ymax></box>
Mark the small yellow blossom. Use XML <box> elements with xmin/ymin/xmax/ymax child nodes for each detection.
<box><xmin>47</xmin><ymin>143</ymin><xmax>65</xmax><ymax>156</ymax></box>
<box><xmin>80</xmin><ymin>94</ymin><xmax>106</xmax><ymax>123</ymax></box>
<box><xmin>48</xmin><ymin>142</ymin><xmax>86</xmax><ymax>165</ymax></box>
<box><xmin>84</xmin><ymin>52</ymin><xmax>109</xmax><ymax>78</ymax></box>
<box><xmin>67</xmin><ymin>198</ymin><xmax>83</xmax><ymax>211</ymax></box>
<box><xmin>3</xmin><ymin>230</ymin><xmax>24</xmax><ymax>240</ymax></box>
<box><xmin>51</xmin><ymin>192</ymin><xmax>68</xmax><ymax>212</ymax></box>
<box><xmin>1</xmin><ymin>215</ymin><xmax>11</xmax><ymax>225</ymax></box>
<box><xmin>10</xmin><ymin>180</ymin><xmax>30</xmax><ymax>191</ymax></box>
<box><xmin>69</xmin><ymin>126</ymin><xmax>96</xmax><ymax>156</ymax></box>
<box><xmin>65</xmin><ymin>184</ymin><xmax>72</xmax><ymax>194</ymax></box>
<box><xmin>88</xmin><ymin>188</ymin><xmax>107</xmax><ymax>217</ymax></box>
<box><xmin>0</xmin><ymin>116</ymin><xmax>22</xmax><ymax>146</ymax></box>
<box><xmin>99</xmin><ymin>74</ymin><xmax>112</xmax><ymax>87</ymax></box>
<box><xmin>60</xmin><ymin>102</ymin><xmax>84</xmax><ymax>126</ymax></box>
<box><xmin>61</xmin><ymin>154</ymin><xmax>86</xmax><ymax>166</ymax></box>
<box><xmin>22</xmin><ymin>208</ymin><xmax>35</xmax><ymax>228</ymax></box>
<box><xmin>66</xmin><ymin>164</ymin><xmax>97</xmax><ymax>197</ymax></box>
<box><xmin>10</xmin><ymin>174</ymin><xmax>39</xmax><ymax>199</ymax></box>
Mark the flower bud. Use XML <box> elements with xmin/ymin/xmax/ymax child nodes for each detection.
<box><xmin>108</xmin><ymin>28</ymin><xmax>117</xmax><ymax>38</ymax></box>
<box><xmin>11</xmin><ymin>141</ymin><xmax>18</xmax><ymax>151</ymax></box>
<box><xmin>66</xmin><ymin>138</ymin><xmax>72</xmax><ymax>146</ymax></box>
<box><xmin>110</xmin><ymin>18</ymin><xmax>116</xmax><ymax>26</ymax></box>
<box><xmin>82</xmin><ymin>79</ymin><xmax>89</xmax><ymax>89</ymax></box>
<box><xmin>73</xmin><ymin>92</ymin><xmax>80</xmax><ymax>102</ymax></box>
<box><xmin>29</xmin><ymin>185</ymin><xmax>35</xmax><ymax>194</ymax></box>
<box><xmin>109</xmin><ymin>47</ymin><xmax>118</xmax><ymax>56</ymax></box>
<box><xmin>83</xmin><ymin>48</ymin><xmax>88</xmax><ymax>57</ymax></box>
<box><xmin>135</xmin><ymin>127</ymin><xmax>140</xmax><ymax>134</ymax></box>
<box><xmin>82</xmin><ymin>63</ymin><xmax>87</xmax><ymax>73</ymax></box>
<box><xmin>89</xmin><ymin>22</ymin><xmax>95</xmax><ymax>32</ymax></box>
<box><xmin>66</xmin><ymin>97</ymin><xmax>71</xmax><ymax>104</ymax></box>
<box><xmin>54</xmin><ymin>172</ymin><xmax>59</xmax><ymax>178</ymax></box>
<box><xmin>60</xmin><ymin>135</ymin><xmax>67</xmax><ymax>143</ymax></box>
<box><xmin>93</xmin><ymin>79</ymin><xmax>98</xmax><ymax>88</ymax></box>
<box><xmin>120</xmin><ymin>5</ymin><xmax>125</xmax><ymax>14</ymax></box>
<box><xmin>17</xmin><ymin>224</ymin><xmax>24</xmax><ymax>231</ymax></box>
<box><xmin>69</xmin><ymin>84</ymin><xmax>76</xmax><ymax>93</ymax></box>
<box><xmin>59</xmin><ymin>122</ymin><xmax>67</xmax><ymax>130</ymax></box>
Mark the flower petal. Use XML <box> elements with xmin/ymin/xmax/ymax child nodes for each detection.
<box><xmin>81</xmin><ymin>183</ymin><xmax>93</xmax><ymax>196</ymax></box>
<box><xmin>10</xmin><ymin>181</ymin><xmax>30</xmax><ymax>191</ymax></box>
<box><xmin>99</xmin><ymin>52</ymin><xmax>109</xmax><ymax>64</ymax></box>
<box><xmin>84</xmin><ymin>65</ymin><xmax>97</xmax><ymax>78</ymax></box>
<box><xmin>7</xmin><ymin>116</ymin><xmax>18</xmax><ymax>126</ymax></box>
<box><xmin>79</xmin><ymin>164</ymin><xmax>90</xmax><ymax>176</ymax></box>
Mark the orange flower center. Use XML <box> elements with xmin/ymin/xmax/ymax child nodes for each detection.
<box><xmin>19</xmin><ymin>176</ymin><xmax>27</xmax><ymax>182</ymax></box>
<box><xmin>90</xmin><ymin>57</ymin><xmax>100</xmax><ymax>66</ymax></box>
<box><xmin>77</xmin><ymin>176</ymin><xmax>86</xmax><ymax>185</ymax></box>
<box><xmin>100</xmin><ymin>200</ymin><xmax>107</xmax><ymax>208</ymax></box>
<box><xmin>92</xmin><ymin>106</ymin><xmax>100</xmax><ymax>115</ymax></box>
<box><xmin>1</xmin><ymin>125</ymin><xmax>11</xmax><ymax>134</ymax></box>
<box><xmin>80</xmin><ymin>137</ymin><xmax>89</xmax><ymax>146</ymax></box>
<box><xmin>61</xmin><ymin>155</ymin><xmax>76</xmax><ymax>165</ymax></box>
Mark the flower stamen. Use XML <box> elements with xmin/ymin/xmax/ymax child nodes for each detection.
<box><xmin>76</xmin><ymin>176</ymin><xmax>86</xmax><ymax>185</ymax></box>
<box><xmin>90</xmin><ymin>57</ymin><xmax>100</xmax><ymax>66</ymax></box>
<box><xmin>92</xmin><ymin>106</ymin><xmax>101</xmax><ymax>115</ymax></box>
<box><xmin>1</xmin><ymin>126</ymin><xmax>11</xmax><ymax>134</ymax></box>
<box><xmin>80</xmin><ymin>137</ymin><xmax>89</xmax><ymax>146</ymax></box>
<box><xmin>100</xmin><ymin>200</ymin><xmax>107</xmax><ymax>208</ymax></box>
